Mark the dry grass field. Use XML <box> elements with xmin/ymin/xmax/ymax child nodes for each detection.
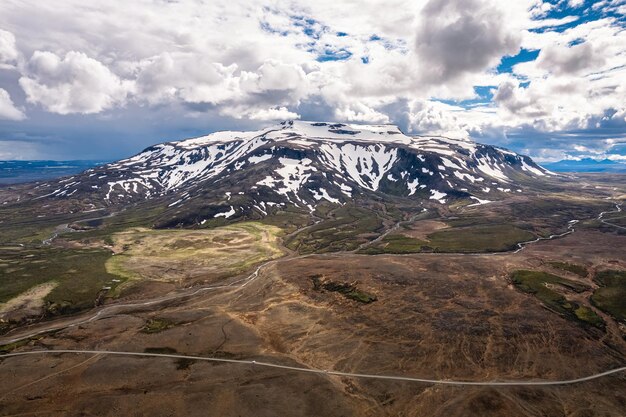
<box><xmin>106</xmin><ymin>222</ymin><xmax>285</xmax><ymax>284</ymax></box>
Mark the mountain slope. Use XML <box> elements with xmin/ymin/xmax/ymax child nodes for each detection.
<box><xmin>34</xmin><ymin>121</ymin><xmax>553</xmax><ymax>223</ymax></box>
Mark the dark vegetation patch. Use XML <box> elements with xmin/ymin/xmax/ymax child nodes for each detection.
<box><xmin>285</xmin><ymin>206</ymin><xmax>384</xmax><ymax>253</ymax></box>
<box><xmin>0</xmin><ymin>204</ymin><xmax>98</xmax><ymax>245</ymax></box>
<box><xmin>511</xmin><ymin>270</ymin><xmax>604</xmax><ymax>328</ymax></box>
<box><xmin>175</xmin><ymin>358</ymin><xmax>197</xmax><ymax>370</ymax></box>
<box><xmin>450</xmin><ymin>197</ymin><xmax>614</xmax><ymax>237</ymax></box>
<box><xmin>310</xmin><ymin>275</ymin><xmax>377</xmax><ymax>303</ymax></box>
<box><xmin>508</xmin><ymin>198</ymin><xmax>613</xmax><ymax>235</ymax></box>
<box><xmin>367</xmin><ymin>234</ymin><xmax>428</xmax><ymax>254</ymax></box>
<box><xmin>547</xmin><ymin>261</ymin><xmax>588</xmax><ymax>277</ymax></box>
<box><xmin>591</xmin><ymin>270</ymin><xmax>626</xmax><ymax>322</ymax></box>
<box><xmin>362</xmin><ymin>224</ymin><xmax>534</xmax><ymax>254</ymax></box>
<box><xmin>511</xmin><ymin>270</ymin><xmax>589</xmax><ymax>296</ymax></box>
<box><xmin>210</xmin><ymin>350</ymin><xmax>243</xmax><ymax>359</ymax></box>
<box><xmin>426</xmin><ymin>225</ymin><xmax>534</xmax><ymax>253</ymax></box>
<box><xmin>63</xmin><ymin>205</ymin><xmax>167</xmax><ymax>243</ymax></box>
<box><xmin>67</xmin><ymin>222</ymin><xmax>95</xmax><ymax>231</ymax></box>
<box><xmin>602</xmin><ymin>216</ymin><xmax>626</xmax><ymax>227</ymax></box>
<box><xmin>0</xmin><ymin>335</ymin><xmax>44</xmax><ymax>353</ymax></box>
<box><xmin>444</xmin><ymin>217</ymin><xmax>493</xmax><ymax>228</ymax></box>
<box><xmin>142</xmin><ymin>347</ymin><xmax>201</xmax><ymax>373</ymax></box>
<box><xmin>0</xmin><ymin>248</ymin><xmax>124</xmax><ymax>317</ymax></box>
<box><xmin>259</xmin><ymin>210</ymin><xmax>310</xmax><ymax>234</ymax></box>
<box><xmin>141</xmin><ymin>318</ymin><xmax>175</xmax><ymax>334</ymax></box>
<box><xmin>0</xmin><ymin>198</ymin><xmax>170</xmax><ymax>246</ymax></box>
<box><xmin>144</xmin><ymin>347</ymin><xmax>178</xmax><ymax>354</ymax></box>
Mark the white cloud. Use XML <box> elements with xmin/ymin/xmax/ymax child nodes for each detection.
<box><xmin>248</xmin><ymin>106</ymin><xmax>300</xmax><ymax>121</ymax></box>
<box><xmin>414</xmin><ymin>0</ymin><xmax>522</xmax><ymax>84</ymax></box>
<box><xmin>495</xmin><ymin>17</ymin><xmax>626</xmax><ymax>134</ymax></box>
<box><xmin>402</xmin><ymin>98</ymin><xmax>503</xmax><ymax>140</ymax></box>
<box><xmin>134</xmin><ymin>53</ymin><xmax>239</xmax><ymax>105</ymax></box>
<box><xmin>0</xmin><ymin>88</ymin><xmax>25</xmax><ymax>120</ymax></box>
<box><xmin>334</xmin><ymin>101</ymin><xmax>391</xmax><ymax>123</ymax></box>
<box><xmin>407</xmin><ymin>100</ymin><xmax>471</xmax><ymax>138</ymax></box>
<box><xmin>0</xmin><ymin>29</ymin><xmax>19</xmax><ymax>67</ymax></box>
<box><xmin>0</xmin><ymin>0</ymin><xmax>536</xmax><ymax>120</ymax></box>
<box><xmin>536</xmin><ymin>41</ymin><xmax>605</xmax><ymax>75</ymax></box>
<box><xmin>530</xmin><ymin>1</ymin><xmax>555</xmax><ymax>18</ymax></box>
<box><xmin>0</xmin><ymin>0</ymin><xmax>624</xmax><ymax>161</ymax></box>
<box><xmin>526</xmin><ymin>15</ymin><xmax>578</xmax><ymax>30</ymax></box>
<box><xmin>250</xmin><ymin>60</ymin><xmax>307</xmax><ymax>93</ymax></box>
<box><xmin>19</xmin><ymin>50</ymin><xmax>133</xmax><ymax>114</ymax></box>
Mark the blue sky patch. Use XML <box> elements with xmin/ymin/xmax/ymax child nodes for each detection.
<box><xmin>497</xmin><ymin>49</ymin><xmax>540</xmax><ymax>74</ymax></box>
<box><xmin>435</xmin><ymin>86</ymin><xmax>496</xmax><ymax>108</ymax></box>
<box><xmin>316</xmin><ymin>48</ymin><xmax>353</xmax><ymax>62</ymax></box>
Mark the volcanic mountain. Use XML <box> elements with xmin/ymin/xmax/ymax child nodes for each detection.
<box><xmin>32</xmin><ymin>120</ymin><xmax>552</xmax><ymax>225</ymax></box>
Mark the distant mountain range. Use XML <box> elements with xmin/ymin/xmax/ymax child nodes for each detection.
<box><xmin>0</xmin><ymin>160</ymin><xmax>108</xmax><ymax>185</ymax></box>
<box><xmin>541</xmin><ymin>158</ymin><xmax>626</xmax><ymax>173</ymax></box>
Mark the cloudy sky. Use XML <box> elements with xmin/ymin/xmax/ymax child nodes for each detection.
<box><xmin>0</xmin><ymin>0</ymin><xmax>625</xmax><ymax>162</ymax></box>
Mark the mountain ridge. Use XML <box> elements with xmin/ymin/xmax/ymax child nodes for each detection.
<box><xmin>24</xmin><ymin>120</ymin><xmax>554</xmax><ymax>225</ymax></box>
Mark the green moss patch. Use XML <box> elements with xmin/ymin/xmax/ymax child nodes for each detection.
<box><xmin>0</xmin><ymin>336</ymin><xmax>41</xmax><ymax>354</ymax></box>
<box><xmin>310</xmin><ymin>275</ymin><xmax>377</xmax><ymax>304</ymax></box>
<box><xmin>362</xmin><ymin>224</ymin><xmax>535</xmax><ymax>254</ymax></box>
<box><xmin>0</xmin><ymin>247</ymin><xmax>125</xmax><ymax>317</ymax></box>
<box><xmin>175</xmin><ymin>358</ymin><xmax>196</xmax><ymax>370</ymax></box>
<box><xmin>548</xmin><ymin>261</ymin><xmax>588</xmax><ymax>277</ymax></box>
<box><xmin>144</xmin><ymin>347</ymin><xmax>178</xmax><ymax>354</ymax></box>
<box><xmin>511</xmin><ymin>270</ymin><xmax>603</xmax><ymax>328</ymax></box>
<box><xmin>591</xmin><ymin>270</ymin><xmax>626</xmax><ymax>322</ymax></box>
<box><xmin>377</xmin><ymin>234</ymin><xmax>428</xmax><ymax>254</ymax></box>
<box><xmin>141</xmin><ymin>318</ymin><xmax>175</xmax><ymax>334</ymax></box>
<box><xmin>426</xmin><ymin>224</ymin><xmax>535</xmax><ymax>253</ymax></box>
<box><xmin>285</xmin><ymin>206</ymin><xmax>384</xmax><ymax>253</ymax></box>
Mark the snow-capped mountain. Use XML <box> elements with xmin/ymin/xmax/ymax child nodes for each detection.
<box><xmin>36</xmin><ymin>121</ymin><xmax>552</xmax><ymax>221</ymax></box>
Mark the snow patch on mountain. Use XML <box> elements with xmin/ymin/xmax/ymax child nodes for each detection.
<box><xmin>214</xmin><ymin>206</ymin><xmax>236</xmax><ymax>218</ymax></box>
<box><xmin>468</xmin><ymin>196</ymin><xmax>492</xmax><ymax>206</ymax></box>
<box><xmin>476</xmin><ymin>157</ymin><xmax>510</xmax><ymax>182</ymax></box>
<box><xmin>257</xmin><ymin>157</ymin><xmax>316</xmax><ymax>203</ymax></box>
<box><xmin>319</xmin><ymin>143</ymin><xmax>398</xmax><ymax>191</ymax></box>
<box><xmin>407</xmin><ymin>178</ymin><xmax>419</xmax><ymax>196</ymax></box>
<box><xmin>249</xmin><ymin>154</ymin><xmax>272</xmax><ymax>164</ymax></box>
<box><xmin>312</xmin><ymin>188</ymin><xmax>340</xmax><ymax>204</ymax></box>
<box><xmin>429</xmin><ymin>190</ymin><xmax>447</xmax><ymax>203</ymax></box>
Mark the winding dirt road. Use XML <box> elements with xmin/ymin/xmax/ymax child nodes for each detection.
<box><xmin>1</xmin><ymin>350</ymin><xmax>625</xmax><ymax>387</ymax></box>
